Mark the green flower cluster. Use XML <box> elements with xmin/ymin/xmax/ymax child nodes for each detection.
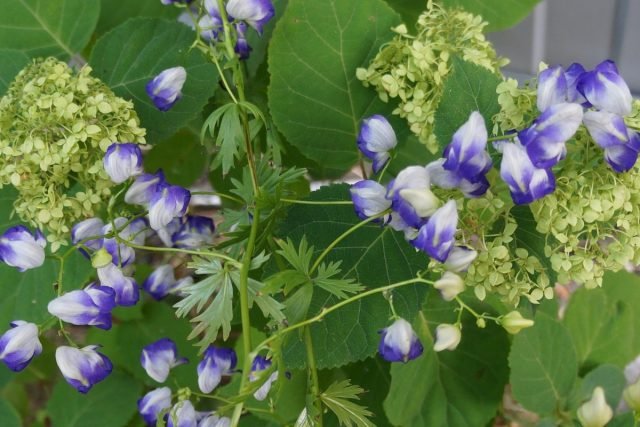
<box><xmin>0</xmin><ymin>58</ymin><xmax>146</xmax><ymax>251</ymax></box>
<box><xmin>356</xmin><ymin>0</ymin><xmax>507</xmax><ymax>153</ymax></box>
<box><xmin>493</xmin><ymin>77</ymin><xmax>536</xmax><ymax>134</ymax></box>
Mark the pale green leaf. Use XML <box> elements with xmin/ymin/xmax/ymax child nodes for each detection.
<box><xmin>0</xmin><ymin>0</ymin><xmax>100</xmax><ymax>58</ymax></box>
<box><xmin>268</xmin><ymin>0</ymin><xmax>401</xmax><ymax>175</ymax></box>
<box><xmin>321</xmin><ymin>380</ymin><xmax>375</xmax><ymax>427</ymax></box>
<box><xmin>440</xmin><ymin>0</ymin><xmax>540</xmax><ymax>32</ymax></box>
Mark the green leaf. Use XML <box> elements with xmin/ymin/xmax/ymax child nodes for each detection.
<box><xmin>144</xmin><ymin>127</ymin><xmax>207</xmax><ymax>187</ymax></box>
<box><xmin>96</xmin><ymin>0</ymin><xmax>178</xmax><ymax>35</ymax></box>
<box><xmin>47</xmin><ymin>371</ymin><xmax>142</xmax><ymax>427</ymax></box>
<box><xmin>321</xmin><ymin>380</ymin><xmax>375</xmax><ymax>427</ymax></box>
<box><xmin>268</xmin><ymin>0</ymin><xmax>401</xmax><ymax>175</ymax></box>
<box><xmin>609</xmin><ymin>413</ymin><xmax>636</xmax><ymax>427</ymax></box>
<box><xmin>383</xmin><ymin>298</ymin><xmax>510</xmax><ymax>427</ymax></box>
<box><xmin>440</xmin><ymin>0</ymin><xmax>540</xmax><ymax>32</ymax></box>
<box><xmin>279</xmin><ymin>184</ymin><xmax>427</xmax><ymax>369</ymax></box>
<box><xmin>563</xmin><ymin>287</ymin><xmax>634</xmax><ymax>369</ymax></box>
<box><xmin>382</xmin><ymin>0</ymin><xmax>425</xmax><ymax>26</ymax></box>
<box><xmin>315</xmin><ymin>262</ymin><xmax>363</xmax><ymax>299</ymax></box>
<box><xmin>0</xmin><ymin>49</ymin><xmax>30</xmax><ymax>96</ymax></box>
<box><xmin>433</xmin><ymin>56</ymin><xmax>501</xmax><ymax>150</ymax></box>
<box><xmin>509</xmin><ymin>312</ymin><xmax>578</xmax><ymax>414</ymax></box>
<box><xmin>90</xmin><ymin>17</ymin><xmax>218</xmax><ymax>143</ymax></box>
<box><xmin>568</xmin><ymin>364</ymin><xmax>626</xmax><ymax>411</ymax></box>
<box><xmin>0</xmin><ymin>0</ymin><xmax>100</xmax><ymax>58</ymax></box>
<box><xmin>0</xmin><ymin>400</ymin><xmax>20</xmax><ymax>427</ymax></box>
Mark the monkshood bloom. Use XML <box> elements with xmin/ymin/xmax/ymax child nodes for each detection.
<box><xmin>537</xmin><ymin>65</ymin><xmax>568</xmax><ymax>112</ymax></box>
<box><xmin>97</xmin><ymin>263</ymin><xmax>140</xmax><ymax>306</ymax></box>
<box><xmin>197</xmin><ymin>346</ymin><xmax>237</xmax><ymax>393</ymax></box>
<box><xmin>198</xmin><ymin>413</ymin><xmax>231</xmax><ymax>427</ymax></box>
<box><xmin>378</xmin><ymin>318</ymin><xmax>423</xmax><ymax>363</ymax></box>
<box><xmin>582</xmin><ymin>110</ymin><xmax>640</xmax><ymax>172</ymax></box>
<box><xmin>411</xmin><ymin>200</ymin><xmax>458</xmax><ymax>262</ymax></box>
<box><xmin>350</xmin><ymin>180</ymin><xmax>391</xmax><ymax>221</ymax></box>
<box><xmin>518</xmin><ymin>102</ymin><xmax>583</xmax><ymax>168</ymax></box>
<box><xmin>357</xmin><ymin>115</ymin><xmax>398</xmax><ymax>173</ymax></box>
<box><xmin>0</xmin><ymin>321</ymin><xmax>42</xmax><ymax>371</ymax></box>
<box><xmin>235</xmin><ymin>22</ymin><xmax>252</xmax><ymax>60</ymax></box>
<box><xmin>141</xmin><ymin>338</ymin><xmax>188</xmax><ymax>383</ymax></box>
<box><xmin>149</xmin><ymin>183</ymin><xmax>191</xmax><ymax>231</ymax></box>
<box><xmin>48</xmin><ymin>285</ymin><xmax>116</xmax><ymax>330</ymax></box>
<box><xmin>56</xmin><ymin>345</ymin><xmax>113</xmax><ymax>393</ymax></box>
<box><xmin>146</xmin><ymin>67</ymin><xmax>187</xmax><ymax>112</ymax></box>
<box><xmin>161</xmin><ymin>0</ymin><xmax>194</xmax><ymax>4</ymax></box>
<box><xmin>167</xmin><ymin>400</ymin><xmax>197</xmax><ymax>427</ymax></box>
<box><xmin>138</xmin><ymin>387</ymin><xmax>172</xmax><ymax>426</ymax></box>
<box><xmin>500</xmin><ymin>142</ymin><xmax>555</xmax><ymax>205</ymax></box>
<box><xmin>250</xmin><ymin>355</ymin><xmax>278</xmax><ymax>401</ymax></box>
<box><xmin>426</xmin><ymin>159</ymin><xmax>489</xmax><ymax>198</ymax></box>
<box><xmin>173</xmin><ymin>215</ymin><xmax>215</xmax><ymax>249</ymax></box>
<box><xmin>386</xmin><ymin>166</ymin><xmax>440</xmax><ymax>227</ymax></box>
<box><xmin>226</xmin><ymin>0</ymin><xmax>275</xmax><ymax>34</ymax></box>
<box><xmin>101</xmin><ymin>217</ymin><xmax>148</xmax><ymax>267</ymax></box>
<box><xmin>71</xmin><ymin>218</ymin><xmax>104</xmax><ymax>254</ymax></box>
<box><xmin>125</xmin><ymin>170</ymin><xmax>166</xmax><ymax>206</ymax></box>
<box><xmin>577</xmin><ymin>59</ymin><xmax>632</xmax><ymax>116</ymax></box>
<box><xmin>0</xmin><ymin>226</ymin><xmax>46</xmax><ymax>271</ymax></box>
<box><xmin>443</xmin><ymin>246</ymin><xmax>477</xmax><ymax>273</ymax></box>
<box><xmin>442</xmin><ymin>111</ymin><xmax>491</xmax><ymax>183</ymax></box>
<box><xmin>433</xmin><ymin>324</ymin><xmax>461</xmax><ymax>352</ymax></box>
<box><xmin>143</xmin><ymin>264</ymin><xmax>177</xmax><ymax>300</ymax></box>
<box><xmin>103</xmin><ymin>143</ymin><xmax>143</xmax><ymax>184</ymax></box>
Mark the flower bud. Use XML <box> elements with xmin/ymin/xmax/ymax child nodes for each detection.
<box><xmin>55</xmin><ymin>345</ymin><xmax>112</xmax><ymax>393</ymax></box>
<box><xmin>476</xmin><ymin>318</ymin><xmax>486</xmax><ymax>328</ymax></box>
<box><xmin>146</xmin><ymin>67</ymin><xmax>187</xmax><ymax>112</ymax></box>
<box><xmin>0</xmin><ymin>321</ymin><xmax>42</xmax><ymax>371</ymax></box>
<box><xmin>433</xmin><ymin>272</ymin><xmax>465</xmax><ymax>301</ymax></box>
<box><xmin>623</xmin><ymin>378</ymin><xmax>640</xmax><ymax>411</ymax></box>
<box><xmin>141</xmin><ymin>338</ymin><xmax>188</xmax><ymax>383</ymax></box>
<box><xmin>500</xmin><ymin>311</ymin><xmax>534</xmax><ymax>334</ymax></box>
<box><xmin>577</xmin><ymin>387</ymin><xmax>613</xmax><ymax>427</ymax></box>
<box><xmin>91</xmin><ymin>247</ymin><xmax>113</xmax><ymax>269</ymax></box>
<box><xmin>378</xmin><ymin>318</ymin><xmax>423</xmax><ymax>362</ymax></box>
<box><xmin>433</xmin><ymin>324</ymin><xmax>461</xmax><ymax>352</ymax></box>
<box><xmin>357</xmin><ymin>115</ymin><xmax>397</xmax><ymax>173</ymax></box>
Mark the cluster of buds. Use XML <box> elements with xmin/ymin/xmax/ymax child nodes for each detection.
<box><xmin>0</xmin><ymin>58</ymin><xmax>146</xmax><ymax>251</ymax></box>
<box><xmin>356</xmin><ymin>0</ymin><xmax>507</xmax><ymax>153</ymax></box>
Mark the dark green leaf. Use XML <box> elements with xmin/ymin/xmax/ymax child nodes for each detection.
<box><xmin>440</xmin><ymin>0</ymin><xmax>540</xmax><ymax>32</ymax></box>
<box><xmin>321</xmin><ymin>380</ymin><xmax>375</xmax><ymax>427</ymax></box>
<box><xmin>383</xmin><ymin>0</ymin><xmax>426</xmax><ymax>26</ymax></box>
<box><xmin>509</xmin><ymin>312</ymin><xmax>578</xmax><ymax>414</ymax></box>
<box><xmin>96</xmin><ymin>0</ymin><xmax>178</xmax><ymax>35</ymax></box>
<box><xmin>90</xmin><ymin>17</ymin><xmax>217</xmax><ymax>143</ymax></box>
<box><xmin>280</xmin><ymin>184</ymin><xmax>428</xmax><ymax>369</ymax></box>
<box><xmin>268</xmin><ymin>0</ymin><xmax>401</xmax><ymax>175</ymax></box>
<box><xmin>0</xmin><ymin>0</ymin><xmax>100</xmax><ymax>58</ymax></box>
<box><xmin>433</xmin><ymin>56</ymin><xmax>501</xmax><ymax>150</ymax></box>
<box><xmin>384</xmin><ymin>297</ymin><xmax>510</xmax><ymax>427</ymax></box>
<box><xmin>47</xmin><ymin>371</ymin><xmax>142</xmax><ymax>427</ymax></box>
<box><xmin>0</xmin><ymin>49</ymin><xmax>30</xmax><ymax>96</ymax></box>
<box><xmin>0</xmin><ymin>400</ymin><xmax>20</xmax><ymax>427</ymax></box>
<box><xmin>568</xmin><ymin>364</ymin><xmax>625</xmax><ymax>411</ymax></box>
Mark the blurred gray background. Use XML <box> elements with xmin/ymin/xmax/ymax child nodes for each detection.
<box><xmin>488</xmin><ymin>0</ymin><xmax>639</xmax><ymax>90</ymax></box>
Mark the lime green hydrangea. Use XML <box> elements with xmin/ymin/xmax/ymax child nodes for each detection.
<box><xmin>357</xmin><ymin>0</ymin><xmax>508</xmax><ymax>153</ymax></box>
<box><xmin>0</xmin><ymin>58</ymin><xmax>146</xmax><ymax>251</ymax></box>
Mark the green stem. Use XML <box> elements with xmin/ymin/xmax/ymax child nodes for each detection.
<box><xmin>304</xmin><ymin>327</ymin><xmax>323</xmax><ymax>426</ymax></box>
<box><xmin>309</xmin><ymin>210</ymin><xmax>388</xmax><ymax>275</ymax></box>
<box><xmin>376</xmin><ymin>156</ymin><xmax>393</xmax><ymax>183</ymax></box>
<box><xmin>191</xmin><ymin>191</ymin><xmax>244</xmax><ymax>204</ymax></box>
<box><xmin>280</xmin><ymin>199</ymin><xmax>353</xmax><ymax>206</ymax></box>
<box><xmin>486</xmin><ymin>134</ymin><xmax>516</xmax><ymax>143</ymax></box>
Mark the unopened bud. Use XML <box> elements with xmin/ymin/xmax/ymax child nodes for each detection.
<box><xmin>476</xmin><ymin>318</ymin><xmax>486</xmax><ymax>328</ymax></box>
<box><xmin>433</xmin><ymin>324</ymin><xmax>461</xmax><ymax>352</ymax></box>
<box><xmin>433</xmin><ymin>272</ymin><xmax>464</xmax><ymax>301</ymax></box>
<box><xmin>500</xmin><ymin>311</ymin><xmax>534</xmax><ymax>335</ymax></box>
<box><xmin>577</xmin><ymin>387</ymin><xmax>613</xmax><ymax>427</ymax></box>
<box><xmin>91</xmin><ymin>248</ymin><xmax>113</xmax><ymax>269</ymax></box>
<box><xmin>623</xmin><ymin>378</ymin><xmax>640</xmax><ymax>411</ymax></box>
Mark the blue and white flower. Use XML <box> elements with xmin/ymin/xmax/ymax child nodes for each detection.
<box><xmin>167</xmin><ymin>400</ymin><xmax>197</xmax><ymax>427</ymax></box>
<box><xmin>101</xmin><ymin>217</ymin><xmax>148</xmax><ymax>267</ymax></box>
<box><xmin>138</xmin><ymin>387</ymin><xmax>172</xmax><ymax>426</ymax></box>
<box><xmin>426</xmin><ymin>159</ymin><xmax>489</xmax><ymax>198</ymax></box>
<box><xmin>125</xmin><ymin>170</ymin><xmax>166</xmax><ymax>206</ymax></box>
<box><xmin>357</xmin><ymin>115</ymin><xmax>398</xmax><ymax>173</ymax></box>
<box><xmin>250</xmin><ymin>355</ymin><xmax>278</xmax><ymax>401</ymax></box>
<box><xmin>48</xmin><ymin>285</ymin><xmax>116</xmax><ymax>330</ymax></box>
<box><xmin>197</xmin><ymin>346</ymin><xmax>237</xmax><ymax>393</ymax></box>
<box><xmin>161</xmin><ymin>0</ymin><xmax>194</xmax><ymax>4</ymax></box>
<box><xmin>141</xmin><ymin>338</ymin><xmax>188</xmax><ymax>383</ymax></box>
<box><xmin>565</xmin><ymin>63</ymin><xmax>587</xmax><ymax>104</ymax></box>
<box><xmin>97</xmin><ymin>263</ymin><xmax>140</xmax><ymax>306</ymax></box>
<box><xmin>411</xmin><ymin>200</ymin><xmax>458</xmax><ymax>262</ymax></box>
<box><xmin>500</xmin><ymin>142</ymin><xmax>556</xmax><ymax>205</ymax></box>
<box><xmin>0</xmin><ymin>321</ymin><xmax>42</xmax><ymax>372</ymax></box>
<box><xmin>583</xmin><ymin>110</ymin><xmax>640</xmax><ymax>172</ymax></box>
<box><xmin>172</xmin><ymin>216</ymin><xmax>215</xmax><ymax>249</ymax></box>
<box><xmin>518</xmin><ymin>102</ymin><xmax>583</xmax><ymax>168</ymax></box>
<box><xmin>71</xmin><ymin>218</ymin><xmax>104</xmax><ymax>254</ymax></box>
<box><xmin>537</xmin><ymin>65</ymin><xmax>568</xmax><ymax>112</ymax></box>
<box><xmin>198</xmin><ymin>413</ymin><xmax>231</xmax><ymax>427</ymax></box>
<box><xmin>149</xmin><ymin>183</ymin><xmax>191</xmax><ymax>231</ymax></box>
<box><xmin>442</xmin><ymin>111</ymin><xmax>491</xmax><ymax>183</ymax></box>
<box><xmin>55</xmin><ymin>345</ymin><xmax>113</xmax><ymax>393</ymax></box>
<box><xmin>433</xmin><ymin>324</ymin><xmax>461</xmax><ymax>352</ymax></box>
<box><xmin>226</xmin><ymin>0</ymin><xmax>275</xmax><ymax>34</ymax></box>
<box><xmin>577</xmin><ymin>59</ymin><xmax>632</xmax><ymax>116</ymax></box>
<box><xmin>235</xmin><ymin>22</ymin><xmax>252</xmax><ymax>60</ymax></box>
<box><xmin>443</xmin><ymin>246</ymin><xmax>477</xmax><ymax>273</ymax></box>
<box><xmin>378</xmin><ymin>318</ymin><xmax>423</xmax><ymax>363</ymax></box>
<box><xmin>146</xmin><ymin>67</ymin><xmax>187</xmax><ymax>112</ymax></box>
<box><xmin>350</xmin><ymin>180</ymin><xmax>391</xmax><ymax>221</ymax></box>
<box><xmin>103</xmin><ymin>143</ymin><xmax>143</xmax><ymax>184</ymax></box>
<box><xmin>0</xmin><ymin>226</ymin><xmax>46</xmax><ymax>271</ymax></box>
<box><xmin>386</xmin><ymin>165</ymin><xmax>443</xmax><ymax>226</ymax></box>
<box><xmin>143</xmin><ymin>264</ymin><xmax>177</xmax><ymax>300</ymax></box>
